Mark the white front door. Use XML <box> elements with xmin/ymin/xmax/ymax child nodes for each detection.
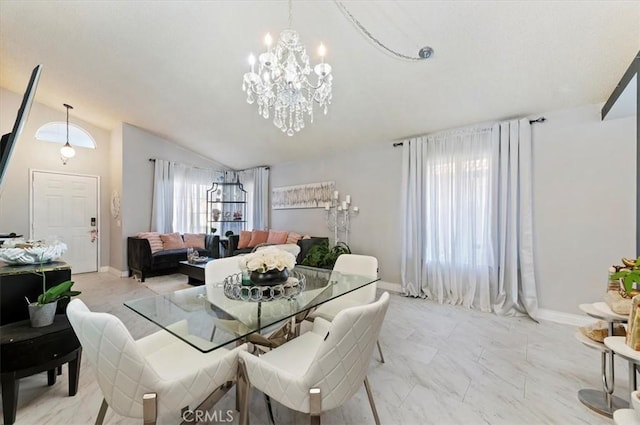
<box><xmin>31</xmin><ymin>171</ymin><xmax>99</xmax><ymax>273</ymax></box>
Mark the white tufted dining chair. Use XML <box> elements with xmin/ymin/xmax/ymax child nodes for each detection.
<box><xmin>306</xmin><ymin>254</ymin><xmax>385</xmax><ymax>362</ymax></box>
<box><xmin>66</xmin><ymin>299</ymin><xmax>246</xmax><ymax>425</ymax></box>
<box><xmin>238</xmin><ymin>292</ymin><xmax>390</xmax><ymax>425</ymax></box>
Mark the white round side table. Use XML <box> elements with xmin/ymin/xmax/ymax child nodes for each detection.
<box><xmin>577</xmin><ymin>302</ymin><xmax>629</xmax><ymax>417</ymax></box>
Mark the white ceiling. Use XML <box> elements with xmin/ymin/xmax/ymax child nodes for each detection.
<box><xmin>1</xmin><ymin>1</ymin><xmax>639</xmax><ymax>169</ymax></box>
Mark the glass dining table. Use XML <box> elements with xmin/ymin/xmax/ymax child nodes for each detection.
<box><xmin>125</xmin><ymin>266</ymin><xmax>379</xmax><ymax>353</ymax></box>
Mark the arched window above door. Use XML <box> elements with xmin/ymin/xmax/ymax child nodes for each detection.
<box><xmin>35</xmin><ymin>122</ymin><xmax>96</xmax><ymax>148</ymax></box>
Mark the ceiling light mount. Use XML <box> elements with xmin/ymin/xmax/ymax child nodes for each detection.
<box><xmin>60</xmin><ymin>103</ymin><xmax>76</xmax><ymax>165</ymax></box>
<box><xmin>335</xmin><ymin>1</ymin><xmax>434</xmax><ymax>62</ymax></box>
<box><xmin>418</xmin><ymin>46</ymin><xmax>434</xmax><ymax>59</ymax></box>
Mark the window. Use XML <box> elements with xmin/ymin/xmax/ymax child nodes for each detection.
<box><xmin>172</xmin><ymin>165</ymin><xmax>222</xmax><ymax>234</ymax></box>
<box><xmin>422</xmin><ymin>130</ymin><xmax>494</xmax><ymax>268</ymax></box>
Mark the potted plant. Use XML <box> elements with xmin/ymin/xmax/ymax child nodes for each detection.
<box><xmin>26</xmin><ymin>278</ymin><xmax>81</xmax><ymax>328</ymax></box>
<box><xmin>611</xmin><ymin>257</ymin><xmax>640</xmax><ymax>296</ymax></box>
<box><xmin>301</xmin><ymin>240</ymin><xmax>351</xmax><ymax>269</ymax></box>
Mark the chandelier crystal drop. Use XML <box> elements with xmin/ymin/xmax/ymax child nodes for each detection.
<box><xmin>242</xmin><ymin>3</ymin><xmax>332</xmax><ymax>136</ymax></box>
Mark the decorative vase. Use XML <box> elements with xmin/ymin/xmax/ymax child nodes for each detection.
<box><xmin>28</xmin><ymin>300</ymin><xmax>58</xmax><ymax>327</ymax></box>
<box><xmin>250</xmin><ymin>268</ymin><xmax>289</xmax><ymax>286</ymax></box>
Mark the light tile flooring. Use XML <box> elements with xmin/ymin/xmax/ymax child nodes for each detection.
<box><xmin>1</xmin><ymin>272</ymin><xmax>629</xmax><ymax>424</ymax></box>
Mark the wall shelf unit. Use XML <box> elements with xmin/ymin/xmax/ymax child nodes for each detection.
<box><xmin>206</xmin><ymin>181</ymin><xmax>247</xmax><ymax>237</ymax></box>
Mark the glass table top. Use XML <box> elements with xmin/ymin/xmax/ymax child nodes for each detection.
<box><xmin>124</xmin><ymin>266</ymin><xmax>379</xmax><ymax>353</ymax></box>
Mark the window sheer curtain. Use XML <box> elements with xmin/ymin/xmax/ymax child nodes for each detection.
<box><xmin>401</xmin><ymin>119</ymin><xmax>538</xmax><ymax>319</ymax></box>
<box><xmin>172</xmin><ymin>164</ymin><xmax>220</xmax><ymax>234</ymax></box>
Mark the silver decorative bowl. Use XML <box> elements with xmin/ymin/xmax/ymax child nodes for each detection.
<box><xmin>223</xmin><ymin>270</ymin><xmax>306</xmax><ymax>302</ymax></box>
<box><xmin>0</xmin><ymin>239</ymin><xmax>67</xmax><ymax>265</ymax></box>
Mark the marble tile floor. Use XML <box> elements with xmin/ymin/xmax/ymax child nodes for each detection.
<box><xmin>0</xmin><ymin>271</ymin><xmax>628</xmax><ymax>424</ymax></box>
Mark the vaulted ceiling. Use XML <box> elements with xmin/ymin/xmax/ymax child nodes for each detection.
<box><xmin>1</xmin><ymin>1</ymin><xmax>638</xmax><ymax>169</ymax></box>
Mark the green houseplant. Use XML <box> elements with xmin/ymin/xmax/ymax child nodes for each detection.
<box><xmin>27</xmin><ymin>264</ymin><xmax>81</xmax><ymax>327</ymax></box>
<box><xmin>301</xmin><ymin>240</ymin><xmax>351</xmax><ymax>269</ymax></box>
<box><xmin>611</xmin><ymin>257</ymin><xmax>640</xmax><ymax>295</ymax></box>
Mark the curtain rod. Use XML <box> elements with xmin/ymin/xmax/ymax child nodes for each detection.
<box><xmin>149</xmin><ymin>158</ymin><xmax>270</xmax><ymax>171</ymax></box>
<box><xmin>392</xmin><ymin>117</ymin><xmax>547</xmax><ymax>147</ymax></box>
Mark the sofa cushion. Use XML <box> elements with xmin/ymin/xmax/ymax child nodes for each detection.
<box><xmin>137</xmin><ymin>232</ymin><xmax>163</xmax><ymax>254</ymax></box>
<box><xmin>237</xmin><ymin>231</ymin><xmax>252</xmax><ymax>249</ymax></box>
<box><xmin>266</xmin><ymin>230</ymin><xmax>288</xmax><ymax>245</ymax></box>
<box><xmin>183</xmin><ymin>233</ymin><xmax>205</xmax><ymax>249</ymax></box>
<box><xmin>286</xmin><ymin>232</ymin><xmax>302</xmax><ymax>245</ymax></box>
<box><xmin>160</xmin><ymin>233</ymin><xmax>185</xmax><ymax>250</ymax></box>
<box><xmin>248</xmin><ymin>230</ymin><xmax>269</xmax><ymax>248</ymax></box>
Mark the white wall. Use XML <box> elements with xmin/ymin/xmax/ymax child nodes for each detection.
<box><xmin>272</xmin><ymin>103</ymin><xmax>636</xmax><ymax>315</ymax></box>
<box><xmin>0</xmin><ymin>87</ymin><xmax>112</xmax><ymax>268</ymax></box>
<box><xmin>270</xmin><ymin>143</ymin><xmax>403</xmax><ymax>284</ymax></box>
<box><xmin>532</xmin><ymin>103</ymin><xmax>636</xmax><ymax>315</ymax></box>
<box><xmin>119</xmin><ymin>123</ymin><xmax>228</xmax><ymax>270</ymax></box>
<box><xmin>109</xmin><ymin>123</ymin><xmax>124</xmax><ymax>272</ymax></box>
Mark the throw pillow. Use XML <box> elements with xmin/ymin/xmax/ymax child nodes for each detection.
<box><xmin>160</xmin><ymin>232</ymin><xmax>186</xmax><ymax>250</ymax></box>
<box><xmin>267</xmin><ymin>230</ymin><xmax>288</xmax><ymax>245</ymax></box>
<box><xmin>183</xmin><ymin>233</ymin><xmax>205</xmax><ymax>249</ymax></box>
<box><xmin>302</xmin><ymin>234</ymin><xmax>311</xmax><ymax>239</ymax></box>
<box><xmin>286</xmin><ymin>232</ymin><xmax>302</xmax><ymax>245</ymax></box>
<box><xmin>248</xmin><ymin>230</ymin><xmax>269</xmax><ymax>247</ymax></box>
<box><xmin>137</xmin><ymin>232</ymin><xmax>163</xmax><ymax>254</ymax></box>
<box><xmin>237</xmin><ymin>230</ymin><xmax>252</xmax><ymax>249</ymax></box>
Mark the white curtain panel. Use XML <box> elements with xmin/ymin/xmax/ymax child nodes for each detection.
<box><xmin>253</xmin><ymin>167</ymin><xmax>270</xmax><ymax>230</ymax></box>
<box><xmin>150</xmin><ymin>159</ymin><xmax>174</xmax><ymax>233</ymax></box>
<box><xmin>172</xmin><ymin>164</ymin><xmax>218</xmax><ymax>234</ymax></box>
<box><xmin>401</xmin><ymin>128</ymin><xmax>495</xmax><ymax>311</ymax></box>
<box><xmin>401</xmin><ymin>120</ymin><xmax>538</xmax><ymax>318</ymax></box>
<box><xmin>492</xmin><ymin>119</ymin><xmax>538</xmax><ymax>319</ymax></box>
<box><xmin>239</xmin><ymin>167</ymin><xmax>270</xmax><ymax>231</ymax></box>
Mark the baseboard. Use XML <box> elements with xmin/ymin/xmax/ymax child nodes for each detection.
<box><xmin>99</xmin><ymin>266</ymin><xmax>109</xmax><ymax>273</ymax></box>
<box><xmin>105</xmin><ymin>267</ymin><xmax>129</xmax><ymax>278</ymax></box>
<box><xmin>537</xmin><ymin>308</ymin><xmax>594</xmax><ymax>327</ymax></box>
<box><xmin>378</xmin><ymin>281</ymin><xmax>402</xmax><ymax>294</ymax></box>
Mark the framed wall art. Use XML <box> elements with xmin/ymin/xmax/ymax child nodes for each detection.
<box><xmin>272</xmin><ymin>181</ymin><xmax>335</xmax><ymax>209</ymax></box>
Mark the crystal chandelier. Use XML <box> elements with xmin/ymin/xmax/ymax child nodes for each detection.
<box><xmin>242</xmin><ymin>0</ymin><xmax>333</xmax><ymax>136</ymax></box>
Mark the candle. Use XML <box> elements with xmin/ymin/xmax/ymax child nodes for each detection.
<box><xmin>345</xmin><ymin>195</ymin><xmax>351</xmax><ymax>204</ymax></box>
<box><xmin>353</xmin><ymin>206</ymin><xmax>359</xmax><ymax>212</ymax></box>
<box><xmin>342</xmin><ymin>201</ymin><xmax>347</xmax><ymax>209</ymax></box>
<box><xmin>325</xmin><ymin>203</ymin><xmax>330</xmax><ymax>211</ymax></box>
<box><xmin>333</xmin><ymin>190</ymin><xmax>339</xmax><ymax>199</ymax></box>
<box><xmin>248</xmin><ymin>54</ymin><xmax>256</xmax><ymax>74</ymax></box>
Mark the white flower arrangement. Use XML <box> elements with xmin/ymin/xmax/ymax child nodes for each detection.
<box><xmin>239</xmin><ymin>247</ymin><xmax>296</xmax><ymax>273</ymax></box>
<box><xmin>0</xmin><ymin>238</ymin><xmax>67</xmax><ymax>265</ymax></box>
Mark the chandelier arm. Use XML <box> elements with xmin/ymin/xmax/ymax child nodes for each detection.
<box><xmin>334</xmin><ymin>0</ymin><xmax>427</xmax><ymax>62</ymax></box>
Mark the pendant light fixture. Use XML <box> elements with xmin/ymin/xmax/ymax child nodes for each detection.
<box><xmin>60</xmin><ymin>103</ymin><xmax>75</xmax><ymax>164</ymax></box>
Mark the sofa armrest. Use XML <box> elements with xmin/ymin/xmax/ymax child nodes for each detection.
<box><xmin>127</xmin><ymin>237</ymin><xmax>152</xmax><ymax>272</ymax></box>
<box><xmin>204</xmin><ymin>234</ymin><xmax>220</xmax><ymax>258</ymax></box>
<box><xmin>226</xmin><ymin>234</ymin><xmax>240</xmax><ymax>257</ymax></box>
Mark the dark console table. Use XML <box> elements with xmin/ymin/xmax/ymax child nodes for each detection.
<box><xmin>0</xmin><ymin>261</ymin><xmax>81</xmax><ymax>424</ymax></box>
<box><xmin>0</xmin><ymin>261</ymin><xmax>72</xmax><ymax>325</ymax></box>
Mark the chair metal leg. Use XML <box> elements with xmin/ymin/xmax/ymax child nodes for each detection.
<box><xmin>376</xmin><ymin>340</ymin><xmax>385</xmax><ymax>364</ymax></box>
<box><xmin>363</xmin><ymin>377</ymin><xmax>381</xmax><ymax>425</ymax></box>
<box><xmin>143</xmin><ymin>393</ymin><xmax>157</xmax><ymax>425</ymax></box>
<box><xmin>309</xmin><ymin>388</ymin><xmax>321</xmax><ymax>425</ymax></box>
<box><xmin>264</xmin><ymin>394</ymin><xmax>275</xmax><ymax>425</ymax></box>
<box><xmin>238</xmin><ymin>358</ymin><xmax>250</xmax><ymax>425</ymax></box>
<box><xmin>210</xmin><ymin>325</ymin><xmax>217</xmax><ymax>342</ymax></box>
<box><xmin>95</xmin><ymin>398</ymin><xmax>108</xmax><ymax>425</ymax></box>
